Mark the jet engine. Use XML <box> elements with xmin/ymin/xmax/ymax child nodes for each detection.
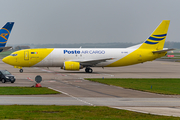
<box><xmin>63</xmin><ymin>61</ymin><xmax>83</xmax><ymax>70</ymax></box>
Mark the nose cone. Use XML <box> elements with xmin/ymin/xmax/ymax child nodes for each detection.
<box><xmin>2</xmin><ymin>56</ymin><xmax>11</xmax><ymax>65</ymax></box>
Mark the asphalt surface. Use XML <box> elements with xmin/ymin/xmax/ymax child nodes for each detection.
<box><xmin>1</xmin><ymin>60</ymin><xmax>180</xmax><ymax>117</ymax></box>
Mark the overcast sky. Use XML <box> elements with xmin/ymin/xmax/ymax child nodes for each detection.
<box><xmin>0</xmin><ymin>0</ymin><xmax>179</xmax><ymax>45</ymax></box>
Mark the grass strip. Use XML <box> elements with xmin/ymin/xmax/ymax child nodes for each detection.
<box><xmin>0</xmin><ymin>105</ymin><xmax>179</xmax><ymax>120</ymax></box>
<box><xmin>0</xmin><ymin>87</ymin><xmax>59</xmax><ymax>95</ymax></box>
<box><xmin>0</xmin><ymin>51</ymin><xmax>13</xmax><ymax>59</ymax></box>
<box><xmin>86</xmin><ymin>78</ymin><xmax>180</xmax><ymax>95</ymax></box>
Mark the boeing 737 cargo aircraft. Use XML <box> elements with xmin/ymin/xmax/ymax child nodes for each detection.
<box><xmin>0</xmin><ymin>22</ymin><xmax>14</xmax><ymax>52</ymax></box>
<box><xmin>3</xmin><ymin>20</ymin><xmax>173</xmax><ymax>73</ymax></box>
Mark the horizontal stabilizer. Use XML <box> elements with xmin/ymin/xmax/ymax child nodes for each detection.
<box><xmin>152</xmin><ymin>48</ymin><xmax>174</xmax><ymax>53</ymax></box>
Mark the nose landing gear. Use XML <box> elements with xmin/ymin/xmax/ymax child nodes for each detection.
<box><xmin>14</xmin><ymin>66</ymin><xmax>23</xmax><ymax>73</ymax></box>
<box><xmin>85</xmin><ymin>67</ymin><xmax>93</xmax><ymax>73</ymax></box>
<box><xmin>19</xmin><ymin>69</ymin><xmax>23</xmax><ymax>73</ymax></box>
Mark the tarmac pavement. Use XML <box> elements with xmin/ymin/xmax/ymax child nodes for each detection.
<box><xmin>0</xmin><ymin>60</ymin><xmax>180</xmax><ymax>117</ymax></box>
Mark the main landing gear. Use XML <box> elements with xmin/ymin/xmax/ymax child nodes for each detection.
<box><xmin>85</xmin><ymin>67</ymin><xmax>93</xmax><ymax>73</ymax></box>
<box><xmin>19</xmin><ymin>69</ymin><xmax>23</xmax><ymax>73</ymax></box>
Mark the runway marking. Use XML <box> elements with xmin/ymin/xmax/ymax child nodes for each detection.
<box><xmin>27</xmin><ymin>77</ymin><xmax>34</xmax><ymax>82</ymax></box>
<box><xmin>56</xmin><ymin>73</ymin><xmax>67</xmax><ymax>76</ymax></box>
<box><xmin>48</xmin><ymin>81</ymin><xmax>56</xmax><ymax>82</ymax></box>
<box><xmin>34</xmin><ymin>67</ymin><xmax>67</xmax><ymax>76</ymax></box>
<box><xmin>74</xmin><ymin>80</ymin><xmax>82</xmax><ymax>82</ymax></box>
<box><xmin>41</xmin><ymin>69</ymin><xmax>52</xmax><ymax>72</ymax></box>
<box><xmin>101</xmin><ymin>73</ymin><xmax>114</xmax><ymax>77</ymax></box>
<box><xmin>48</xmin><ymin>87</ymin><xmax>94</xmax><ymax>106</ymax></box>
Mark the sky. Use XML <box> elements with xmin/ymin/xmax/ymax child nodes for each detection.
<box><xmin>0</xmin><ymin>0</ymin><xmax>180</xmax><ymax>45</ymax></box>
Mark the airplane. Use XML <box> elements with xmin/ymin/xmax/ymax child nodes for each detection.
<box><xmin>0</xmin><ymin>22</ymin><xmax>14</xmax><ymax>52</ymax></box>
<box><xmin>2</xmin><ymin>20</ymin><xmax>173</xmax><ymax>73</ymax></box>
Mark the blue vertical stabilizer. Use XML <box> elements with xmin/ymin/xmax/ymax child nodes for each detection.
<box><xmin>0</xmin><ymin>22</ymin><xmax>14</xmax><ymax>47</ymax></box>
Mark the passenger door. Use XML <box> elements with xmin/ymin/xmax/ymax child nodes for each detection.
<box><xmin>24</xmin><ymin>51</ymin><xmax>29</xmax><ymax>60</ymax></box>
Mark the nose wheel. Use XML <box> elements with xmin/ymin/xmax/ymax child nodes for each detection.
<box><xmin>19</xmin><ymin>69</ymin><xmax>23</xmax><ymax>73</ymax></box>
<box><xmin>85</xmin><ymin>68</ymin><xmax>93</xmax><ymax>73</ymax></box>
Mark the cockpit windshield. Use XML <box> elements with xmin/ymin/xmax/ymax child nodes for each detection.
<box><xmin>10</xmin><ymin>54</ymin><xmax>18</xmax><ymax>56</ymax></box>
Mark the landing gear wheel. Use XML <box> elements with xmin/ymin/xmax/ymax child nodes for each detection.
<box><xmin>85</xmin><ymin>68</ymin><xmax>93</xmax><ymax>73</ymax></box>
<box><xmin>85</xmin><ymin>68</ymin><xmax>89</xmax><ymax>73</ymax></box>
<box><xmin>89</xmin><ymin>68</ymin><xmax>93</xmax><ymax>73</ymax></box>
<box><xmin>19</xmin><ymin>69</ymin><xmax>23</xmax><ymax>73</ymax></box>
<box><xmin>2</xmin><ymin>79</ymin><xmax>5</xmax><ymax>83</ymax></box>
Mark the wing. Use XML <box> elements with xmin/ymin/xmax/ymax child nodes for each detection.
<box><xmin>71</xmin><ymin>58</ymin><xmax>114</xmax><ymax>67</ymax></box>
<box><xmin>0</xmin><ymin>46</ymin><xmax>12</xmax><ymax>52</ymax></box>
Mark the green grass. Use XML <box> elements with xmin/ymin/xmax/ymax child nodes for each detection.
<box><xmin>0</xmin><ymin>87</ymin><xmax>59</xmax><ymax>95</ymax></box>
<box><xmin>0</xmin><ymin>105</ymin><xmax>178</xmax><ymax>120</ymax></box>
<box><xmin>0</xmin><ymin>51</ymin><xmax>13</xmax><ymax>59</ymax></box>
<box><xmin>167</xmin><ymin>53</ymin><xmax>180</xmax><ymax>55</ymax></box>
<box><xmin>86</xmin><ymin>78</ymin><xmax>180</xmax><ymax>95</ymax></box>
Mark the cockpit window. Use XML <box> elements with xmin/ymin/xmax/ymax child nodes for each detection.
<box><xmin>10</xmin><ymin>54</ymin><xmax>18</xmax><ymax>56</ymax></box>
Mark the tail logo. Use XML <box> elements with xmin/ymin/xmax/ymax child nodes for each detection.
<box><xmin>0</xmin><ymin>33</ymin><xmax>8</xmax><ymax>40</ymax></box>
<box><xmin>145</xmin><ymin>34</ymin><xmax>167</xmax><ymax>45</ymax></box>
<box><xmin>0</xmin><ymin>28</ymin><xmax>10</xmax><ymax>43</ymax></box>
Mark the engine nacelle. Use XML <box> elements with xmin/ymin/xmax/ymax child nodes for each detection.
<box><xmin>63</xmin><ymin>61</ymin><xmax>83</xmax><ymax>71</ymax></box>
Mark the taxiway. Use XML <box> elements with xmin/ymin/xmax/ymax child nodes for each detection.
<box><xmin>0</xmin><ymin>60</ymin><xmax>180</xmax><ymax>117</ymax></box>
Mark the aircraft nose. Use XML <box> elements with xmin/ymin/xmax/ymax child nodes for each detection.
<box><xmin>2</xmin><ymin>56</ymin><xmax>10</xmax><ymax>64</ymax></box>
